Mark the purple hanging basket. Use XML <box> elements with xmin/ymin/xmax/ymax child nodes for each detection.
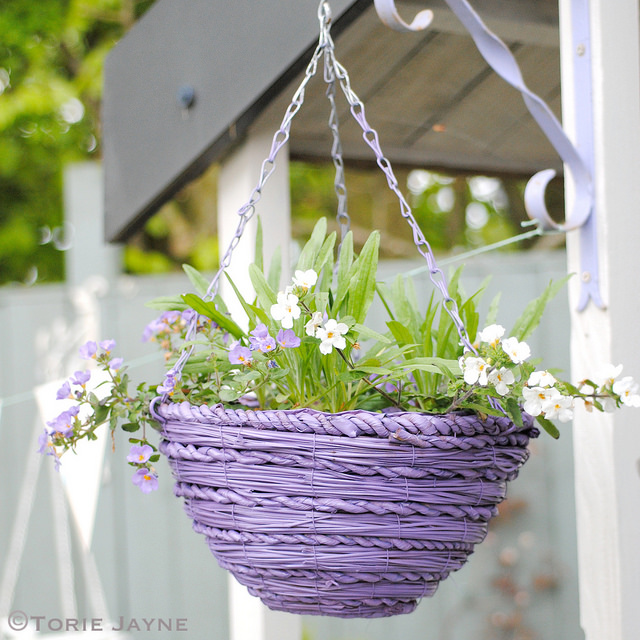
<box><xmin>152</xmin><ymin>400</ymin><xmax>538</xmax><ymax>618</ymax></box>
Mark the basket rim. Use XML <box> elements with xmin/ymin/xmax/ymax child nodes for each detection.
<box><xmin>150</xmin><ymin>397</ymin><xmax>539</xmax><ymax>443</ymax></box>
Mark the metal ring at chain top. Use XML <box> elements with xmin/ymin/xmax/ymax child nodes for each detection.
<box><xmin>166</xmin><ymin>0</ymin><xmax>475</xmax><ymax>391</ymax></box>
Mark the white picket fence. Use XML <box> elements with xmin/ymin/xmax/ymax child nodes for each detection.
<box><xmin>0</xmin><ymin>251</ymin><xmax>584</xmax><ymax>640</ymax></box>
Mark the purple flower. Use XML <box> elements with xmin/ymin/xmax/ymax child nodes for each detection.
<box><xmin>56</xmin><ymin>381</ymin><xmax>72</xmax><ymax>400</ymax></box>
<box><xmin>38</xmin><ymin>431</ymin><xmax>61</xmax><ymax>470</ymax></box>
<box><xmin>46</xmin><ymin>406</ymin><xmax>80</xmax><ymax>438</ymax></box>
<box><xmin>142</xmin><ymin>311</ymin><xmax>181</xmax><ymax>342</ymax></box>
<box><xmin>99</xmin><ymin>339</ymin><xmax>116</xmax><ymax>353</ymax></box>
<box><xmin>79</xmin><ymin>340</ymin><xmax>97</xmax><ymax>359</ymax></box>
<box><xmin>249</xmin><ymin>324</ymin><xmax>277</xmax><ymax>353</ymax></box>
<box><xmin>267</xmin><ymin>360</ymin><xmax>279</xmax><ymax>369</ymax></box>
<box><xmin>276</xmin><ymin>328</ymin><xmax>301</xmax><ymax>349</ymax></box>
<box><xmin>251</xmin><ymin>323</ymin><xmax>269</xmax><ymax>339</ymax></box>
<box><xmin>127</xmin><ymin>443</ymin><xmax>153</xmax><ymax>464</ymax></box>
<box><xmin>71</xmin><ymin>370</ymin><xmax>91</xmax><ymax>386</ymax></box>
<box><xmin>132</xmin><ymin>468</ymin><xmax>159</xmax><ymax>493</ymax></box>
<box><xmin>37</xmin><ymin>430</ymin><xmax>50</xmax><ymax>454</ymax></box>
<box><xmin>109</xmin><ymin>357</ymin><xmax>124</xmax><ymax>371</ymax></box>
<box><xmin>229</xmin><ymin>344</ymin><xmax>252</xmax><ymax>365</ymax></box>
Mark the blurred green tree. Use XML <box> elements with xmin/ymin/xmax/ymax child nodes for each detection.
<box><xmin>0</xmin><ymin>0</ymin><xmax>155</xmax><ymax>285</ymax></box>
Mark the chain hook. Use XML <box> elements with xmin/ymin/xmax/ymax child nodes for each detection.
<box><xmin>318</xmin><ymin>1</ymin><xmax>332</xmax><ymax>46</ymax></box>
<box><xmin>318</xmin><ymin>1</ymin><xmax>332</xmax><ymax>24</ymax></box>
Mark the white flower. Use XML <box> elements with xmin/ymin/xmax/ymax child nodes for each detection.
<box><xmin>613</xmin><ymin>376</ymin><xmax>640</xmax><ymax>407</ymax></box>
<box><xmin>488</xmin><ymin>367</ymin><xmax>515</xmax><ymax>396</ymax></box>
<box><xmin>316</xmin><ymin>319</ymin><xmax>348</xmax><ymax>355</ymax></box>
<box><xmin>522</xmin><ymin>386</ymin><xmax>560</xmax><ymax>417</ymax></box>
<box><xmin>542</xmin><ymin>394</ymin><xmax>574</xmax><ymax>422</ymax></box>
<box><xmin>461</xmin><ymin>356</ymin><xmax>490</xmax><ymax>386</ymax></box>
<box><xmin>528</xmin><ymin>370</ymin><xmax>556</xmax><ymax>388</ymax></box>
<box><xmin>597</xmin><ymin>364</ymin><xmax>623</xmax><ymax>387</ymax></box>
<box><xmin>501</xmin><ymin>337</ymin><xmax>531</xmax><ymax>364</ymax></box>
<box><xmin>477</xmin><ymin>324</ymin><xmax>505</xmax><ymax>347</ymax></box>
<box><xmin>305</xmin><ymin>311</ymin><xmax>324</xmax><ymax>337</ymax></box>
<box><xmin>292</xmin><ymin>269</ymin><xmax>318</xmax><ymax>291</ymax></box>
<box><xmin>270</xmin><ymin>292</ymin><xmax>301</xmax><ymax>329</ymax></box>
<box><xmin>574</xmin><ymin>397</ymin><xmax>595</xmax><ymax>413</ymax></box>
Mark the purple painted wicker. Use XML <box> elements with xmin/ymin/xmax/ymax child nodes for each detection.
<box><xmin>152</xmin><ymin>400</ymin><xmax>538</xmax><ymax>618</ymax></box>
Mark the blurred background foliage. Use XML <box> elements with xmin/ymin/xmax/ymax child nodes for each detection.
<box><xmin>0</xmin><ymin>0</ymin><xmax>564</xmax><ymax>286</ymax></box>
<box><xmin>0</xmin><ymin>0</ymin><xmax>155</xmax><ymax>285</ymax></box>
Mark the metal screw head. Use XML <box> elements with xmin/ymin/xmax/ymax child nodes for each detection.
<box><xmin>576</xmin><ymin>43</ymin><xmax>586</xmax><ymax>56</ymax></box>
<box><xmin>177</xmin><ymin>85</ymin><xmax>196</xmax><ymax>110</ymax></box>
<box><xmin>581</xmin><ymin>271</ymin><xmax>591</xmax><ymax>283</ymax></box>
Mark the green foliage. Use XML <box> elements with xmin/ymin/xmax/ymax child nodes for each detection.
<box><xmin>0</xmin><ymin>0</ymin><xmax>156</xmax><ymax>284</ymax></box>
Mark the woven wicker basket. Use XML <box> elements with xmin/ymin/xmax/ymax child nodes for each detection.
<box><xmin>153</xmin><ymin>401</ymin><xmax>538</xmax><ymax>618</ymax></box>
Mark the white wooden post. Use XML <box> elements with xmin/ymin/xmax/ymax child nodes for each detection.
<box><xmin>216</xmin><ymin>127</ymin><xmax>299</xmax><ymax>640</ymax></box>
<box><xmin>560</xmin><ymin>1</ymin><xmax>640</xmax><ymax>638</ymax></box>
<box><xmin>64</xmin><ymin>162</ymin><xmax>121</xmax><ymax>287</ymax></box>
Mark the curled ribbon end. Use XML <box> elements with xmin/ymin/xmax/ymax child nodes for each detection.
<box><xmin>374</xmin><ymin>0</ymin><xmax>434</xmax><ymax>32</ymax></box>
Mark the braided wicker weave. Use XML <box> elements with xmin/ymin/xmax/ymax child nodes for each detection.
<box><xmin>153</xmin><ymin>401</ymin><xmax>538</xmax><ymax>618</ymax></box>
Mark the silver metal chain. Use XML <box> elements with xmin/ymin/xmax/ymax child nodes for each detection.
<box><xmin>324</xmin><ymin>30</ymin><xmax>351</xmax><ymax>240</ymax></box>
<box><xmin>170</xmin><ymin>0</ymin><xmax>474</xmax><ymax>384</ymax></box>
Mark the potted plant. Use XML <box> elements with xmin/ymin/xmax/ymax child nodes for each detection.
<box><xmin>39</xmin><ymin>216</ymin><xmax>640</xmax><ymax>618</ymax></box>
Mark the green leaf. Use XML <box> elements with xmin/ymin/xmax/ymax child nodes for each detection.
<box><xmin>386</xmin><ymin>320</ymin><xmax>415</xmax><ymax>347</ymax></box>
<box><xmin>463</xmin><ymin>402</ymin><xmax>507</xmax><ymax>418</ymax></box>
<box><xmin>254</xmin><ymin>217</ymin><xmax>264</xmax><ymax>273</ymax></box>
<box><xmin>337</xmin><ymin>369</ymin><xmax>370</xmax><ymax>383</ymax></box>
<box><xmin>395</xmin><ymin>357</ymin><xmax>461</xmax><ymax>376</ymax></box>
<box><xmin>145</xmin><ymin>296</ymin><xmax>190</xmax><ymax>311</ymax></box>
<box><xmin>267</xmin><ymin>246</ymin><xmax>282</xmax><ymax>292</ymax></box>
<box><xmin>121</xmin><ymin>422</ymin><xmax>140</xmax><ymax>433</ymax></box>
<box><xmin>182</xmin><ymin>264</ymin><xmax>210</xmax><ymax>296</ymax></box>
<box><xmin>248</xmin><ymin>263</ymin><xmax>277</xmax><ymax>312</ymax></box>
<box><xmin>505</xmin><ymin>397</ymin><xmax>524</xmax><ymax>427</ymax></box>
<box><xmin>353</xmin><ymin>365</ymin><xmax>393</xmax><ymax>376</ymax></box>
<box><xmin>224</xmin><ymin>271</ymin><xmax>258</xmax><ymax>326</ymax></box>
<box><xmin>218</xmin><ymin>387</ymin><xmax>242</xmax><ymax>402</ymax></box>
<box><xmin>352</xmin><ymin>323</ymin><xmax>392</xmax><ymax>344</ymax></box>
<box><xmin>180</xmin><ymin>293</ymin><xmax>244</xmax><ymax>340</ymax></box>
<box><xmin>314</xmin><ymin>291</ymin><xmax>330</xmax><ymax>314</ymax></box>
<box><xmin>511</xmin><ymin>275</ymin><xmax>571</xmax><ymax>342</ymax></box>
<box><xmin>296</xmin><ymin>218</ymin><xmax>327</xmax><ymax>271</ymax></box>
<box><xmin>313</xmin><ymin>231</ymin><xmax>337</xmax><ymax>276</ymax></box>
<box><xmin>94</xmin><ymin>404</ymin><xmax>110</xmax><ymax>425</ymax></box>
<box><xmin>536</xmin><ymin>414</ymin><xmax>561</xmax><ymax>439</ymax></box>
<box><xmin>485</xmin><ymin>291</ymin><xmax>501</xmax><ymax>326</ymax></box>
<box><xmin>334</xmin><ymin>232</ymin><xmax>354</xmax><ymax>312</ymax></box>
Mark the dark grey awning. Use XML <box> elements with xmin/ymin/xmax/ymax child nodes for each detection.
<box><xmin>104</xmin><ymin>0</ymin><xmax>560</xmax><ymax>241</ymax></box>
